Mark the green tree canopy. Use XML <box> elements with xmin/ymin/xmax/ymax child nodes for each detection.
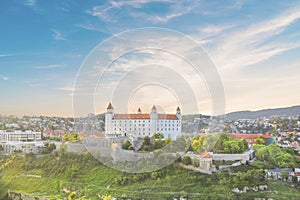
<box><xmin>254</xmin><ymin>136</ymin><xmax>266</xmax><ymax>145</ymax></box>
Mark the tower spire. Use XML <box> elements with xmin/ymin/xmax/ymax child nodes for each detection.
<box><xmin>137</xmin><ymin>107</ymin><xmax>142</xmax><ymax>114</ymax></box>
<box><xmin>107</xmin><ymin>102</ymin><xmax>113</xmax><ymax>109</ymax></box>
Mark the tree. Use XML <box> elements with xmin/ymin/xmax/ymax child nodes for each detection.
<box><xmin>254</xmin><ymin>136</ymin><xmax>266</xmax><ymax>145</ymax></box>
<box><xmin>153</xmin><ymin>140</ymin><xmax>164</xmax><ymax>150</ymax></box>
<box><xmin>143</xmin><ymin>136</ymin><xmax>151</xmax><ymax>146</ymax></box>
<box><xmin>103</xmin><ymin>194</ymin><xmax>112</xmax><ymax>200</ymax></box>
<box><xmin>152</xmin><ymin>133</ymin><xmax>164</xmax><ymax>139</ymax></box>
<box><xmin>68</xmin><ymin>192</ymin><xmax>76</xmax><ymax>200</ymax></box>
<box><xmin>191</xmin><ymin>136</ymin><xmax>204</xmax><ymax>153</ymax></box>
<box><xmin>242</xmin><ymin>139</ymin><xmax>249</xmax><ymax>151</ymax></box>
<box><xmin>182</xmin><ymin>156</ymin><xmax>192</xmax><ymax>165</ymax></box>
<box><xmin>256</xmin><ymin>146</ymin><xmax>269</xmax><ymax>161</ymax></box>
<box><xmin>281</xmin><ymin>170</ymin><xmax>289</xmax><ymax>181</ymax></box>
<box><xmin>193</xmin><ymin>157</ymin><xmax>199</xmax><ymax>167</ymax></box>
<box><xmin>39</xmin><ymin>142</ymin><xmax>56</xmax><ymax>154</ymax></box>
<box><xmin>62</xmin><ymin>133</ymin><xmax>81</xmax><ymax>143</ymax></box>
<box><xmin>165</xmin><ymin>137</ymin><xmax>172</xmax><ymax>145</ymax></box>
<box><xmin>122</xmin><ymin>140</ymin><xmax>133</xmax><ymax>150</ymax></box>
<box><xmin>25</xmin><ymin>152</ymin><xmax>35</xmax><ymax>160</ymax></box>
<box><xmin>48</xmin><ymin>143</ymin><xmax>56</xmax><ymax>152</ymax></box>
<box><xmin>211</xmin><ymin>133</ymin><xmax>249</xmax><ymax>154</ymax></box>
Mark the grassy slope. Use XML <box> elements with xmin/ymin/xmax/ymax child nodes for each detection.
<box><xmin>0</xmin><ymin>152</ymin><xmax>300</xmax><ymax>200</ymax></box>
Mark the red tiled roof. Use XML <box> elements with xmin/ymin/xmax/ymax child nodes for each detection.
<box><xmin>231</xmin><ymin>134</ymin><xmax>273</xmax><ymax>139</ymax></box>
<box><xmin>201</xmin><ymin>152</ymin><xmax>212</xmax><ymax>158</ymax></box>
<box><xmin>114</xmin><ymin>114</ymin><xmax>150</xmax><ymax>119</ymax></box>
<box><xmin>158</xmin><ymin>114</ymin><xmax>178</xmax><ymax>120</ymax></box>
<box><xmin>107</xmin><ymin>102</ymin><xmax>113</xmax><ymax>109</ymax></box>
<box><xmin>113</xmin><ymin>113</ymin><xmax>178</xmax><ymax>120</ymax></box>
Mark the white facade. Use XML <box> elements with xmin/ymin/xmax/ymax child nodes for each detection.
<box><xmin>0</xmin><ymin>130</ymin><xmax>42</xmax><ymax>142</ymax></box>
<box><xmin>0</xmin><ymin>130</ymin><xmax>43</xmax><ymax>154</ymax></box>
<box><xmin>105</xmin><ymin>103</ymin><xmax>182</xmax><ymax>139</ymax></box>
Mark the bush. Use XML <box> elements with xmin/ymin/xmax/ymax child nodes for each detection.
<box><xmin>122</xmin><ymin>140</ymin><xmax>133</xmax><ymax>150</ymax></box>
<box><xmin>182</xmin><ymin>156</ymin><xmax>192</xmax><ymax>165</ymax></box>
<box><xmin>193</xmin><ymin>158</ymin><xmax>199</xmax><ymax>167</ymax></box>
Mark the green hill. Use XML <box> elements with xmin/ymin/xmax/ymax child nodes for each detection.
<box><xmin>0</xmin><ymin>149</ymin><xmax>300</xmax><ymax>200</ymax></box>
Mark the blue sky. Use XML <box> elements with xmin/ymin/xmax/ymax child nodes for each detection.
<box><xmin>1</xmin><ymin>0</ymin><xmax>300</xmax><ymax>116</ymax></box>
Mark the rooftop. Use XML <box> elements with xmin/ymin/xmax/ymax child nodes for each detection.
<box><xmin>114</xmin><ymin>114</ymin><xmax>178</xmax><ymax>120</ymax></box>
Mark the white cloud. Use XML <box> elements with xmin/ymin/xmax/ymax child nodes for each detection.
<box><xmin>56</xmin><ymin>86</ymin><xmax>74</xmax><ymax>92</ymax></box>
<box><xmin>87</xmin><ymin>0</ymin><xmax>199</xmax><ymax>24</ymax></box>
<box><xmin>199</xmin><ymin>24</ymin><xmax>234</xmax><ymax>34</ymax></box>
<box><xmin>144</xmin><ymin>0</ymin><xmax>200</xmax><ymax>23</ymax></box>
<box><xmin>23</xmin><ymin>80</ymin><xmax>41</xmax><ymax>87</ymax></box>
<box><xmin>35</xmin><ymin>64</ymin><xmax>64</xmax><ymax>69</ymax></box>
<box><xmin>75</xmin><ymin>23</ymin><xmax>100</xmax><ymax>32</ymax></box>
<box><xmin>208</xmin><ymin>8</ymin><xmax>300</xmax><ymax>70</ymax></box>
<box><xmin>26</xmin><ymin>0</ymin><xmax>36</xmax><ymax>7</ymax></box>
<box><xmin>109</xmin><ymin>0</ymin><xmax>175</xmax><ymax>8</ymax></box>
<box><xmin>51</xmin><ymin>29</ymin><xmax>66</xmax><ymax>41</ymax></box>
<box><xmin>0</xmin><ymin>54</ymin><xmax>16</xmax><ymax>57</ymax></box>
<box><xmin>55</xmin><ymin>86</ymin><xmax>75</xmax><ymax>97</ymax></box>
<box><xmin>0</xmin><ymin>75</ymin><xmax>9</xmax><ymax>81</ymax></box>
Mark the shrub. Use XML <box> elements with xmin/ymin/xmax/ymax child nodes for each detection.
<box><xmin>193</xmin><ymin>158</ymin><xmax>199</xmax><ymax>167</ymax></box>
<box><xmin>182</xmin><ymin>156</ymin><xmax>192</xmax><ymax>165</ymax></box>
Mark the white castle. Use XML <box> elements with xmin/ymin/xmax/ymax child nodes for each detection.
<box><xmin>105</xmin><ymin>103</ymin><xmax>182</xmax><ymax>139</ymax></box>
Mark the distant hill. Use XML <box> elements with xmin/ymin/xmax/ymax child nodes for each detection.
<box><xmin>225</xmin><ymin>105</ymin><xmax>300</xmax><ymax>121</ymax></box>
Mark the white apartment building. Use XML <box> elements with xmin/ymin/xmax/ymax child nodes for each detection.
<box><xmin>0</xmin><ymin>130</ymin><xmax>42</xmax><ymax>142</ymax></box>
<box><xmin>0</xmin><ymin>130</ymin><xmax>43</xmax><ymax>154</ymax></box>
<box><xmin>105</xmin><ymin>103</ymin><xmax>182</xmax><ymax>139</ymax></box>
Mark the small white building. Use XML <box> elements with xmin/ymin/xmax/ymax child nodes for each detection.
<box><xmin>294</xmin><ymin>168</ymin><xmax>300</xmax><ymax>182</ymax></box>
<box><xmin>105</xmin><ymin>103</ymin><xmax>182</xmax><ymax>139</ymax></box>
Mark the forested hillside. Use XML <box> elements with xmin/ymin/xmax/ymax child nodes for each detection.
<box><xmin>0</xmin><ymin>148</ymin><xmax>300</xmax><ymax>199</ymax></box>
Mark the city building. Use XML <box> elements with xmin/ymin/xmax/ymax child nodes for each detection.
<box><xmin>294</xmin><ymin>168</ymin><xmax>300</xmax><ymax>182</ymax></box>
<box><xmin>0</xmin><ymin>130</ymin><xmax>43</xmax><ymax>154</ymax></box>
<box><xmin>105</xmin><ymin>103</ymin><xmax>182</xmax><ymax>139</ymax></box>
<box><xmin>0</xmin><ymin>130</ymin><xmax>42</xmax><ymax>142</ymax></box>
<box><xmin>267</xmin><ymin>168</ymin><xmax>294</xmax><ymax>182</ymax></box>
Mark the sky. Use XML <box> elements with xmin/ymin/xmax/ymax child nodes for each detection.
<box><xmin>1</xmin><ymin>0</ymin><xmax>300</xmax><ymax>117</ymax></box>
